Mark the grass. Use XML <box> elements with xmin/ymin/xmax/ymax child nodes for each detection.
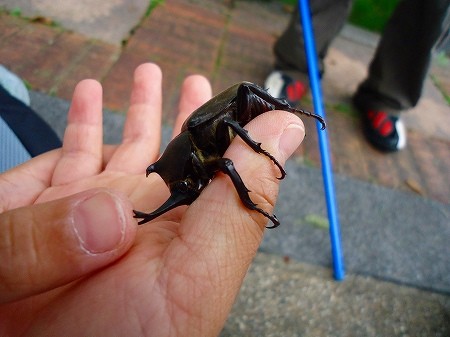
<box><xmin>278</xmin><ymin>0</ymin><xmax>399</xmax><ymax>33</ymax></box>
<box><xmin>1</xmin><ymin>6</ymin><xmax>62</xmax><ymax>27</ymax></box>
<box><xmin>348</xmin><ymin>0</ymin><xmax>399</xmax><ymax>33</ymax></box>
<box><xmin>145</xmin><ymin>0</ymin><xmax>165</xmax><ymax>17</ymax></box>
<box><xmin>9</xmin><ymin>7</ymin><xmax>22</xmax><ymax>17</ymax></box>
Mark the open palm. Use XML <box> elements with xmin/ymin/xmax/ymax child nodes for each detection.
<box><xmin>0</xmin><ymin>63</ymin><xmax>305</xmax><ymax>336</ymax></box>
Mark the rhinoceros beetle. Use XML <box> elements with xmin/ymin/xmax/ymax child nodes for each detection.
<box><xmin>133</xmin><ymin>82</ymin><xmax>325</xmax><ymax>228</ymax></box>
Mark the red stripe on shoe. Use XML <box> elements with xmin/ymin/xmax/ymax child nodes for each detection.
<box><xmin>367</xmin><ymin>110</ymin><xmax>393</xmax><ymax>136</ymax></box>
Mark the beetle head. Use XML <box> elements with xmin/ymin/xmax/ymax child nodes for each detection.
<box><xmin>147</xmin><ymin>160</ymin><xmax>202</xmax><ymax>199</ymax></box>
<box><xmin>143</xmin><ymin>132</ymin><xmax>205</xmax><ymax>220</ymax></box>
<box><xmin>147</xmin><ymin>132</ymin><xmax>198</xmax><ymax>186</ymax></box>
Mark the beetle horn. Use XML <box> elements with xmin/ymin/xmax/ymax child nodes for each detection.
<box><xmin>146</xmin><ymin>164</ymin><xmax>157</xmax><ymax>177</ymax></box>
<box><xmin>133</xmin><ymin>189</ymin><xmax>199</xmax><ymax>225</ymax></box>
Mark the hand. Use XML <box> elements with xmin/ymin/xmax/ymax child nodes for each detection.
<box><xmin>0</xmin><ymin>63</ymin><xmax>305</xmax><ymax>336</ymax></box>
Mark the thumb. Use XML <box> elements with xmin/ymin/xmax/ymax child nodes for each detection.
<box><xmin>0</xmin><ymin>188</ymin><xmax>136</xmax><ymax>304</ymax></box>
<box><xmin>164</xmin><ymin>111</ymin><xmax>305</xmax><ymax>337</ymax></box>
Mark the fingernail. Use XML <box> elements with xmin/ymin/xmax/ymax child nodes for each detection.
<box><xmin>72</xmin><ymin>191</ymin><xmax>126</xmax><ymax>254</ymax></box>
<box><xmin>279</xmin><ymin>123</ymin><xmax>305</xmax><ymax>158</ymax></box>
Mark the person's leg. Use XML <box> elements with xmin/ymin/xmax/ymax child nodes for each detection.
<box><xmin>354</xmin><ymin>0</ymin><xmax>449</xmax><ymax>151</ymax></box>
<box><xmin>274</xmin><ymin>0</ymin><xmax>352</xmax><ymax>73</ymax></box>
<box><xmin>0</xmin><ymin>66</ymin><xmax>61</xmax><ymax>172</ymax></box>
<box><xmin>0</xmin><ymin>115</ymin><xmax>31</xmax><ymax>173</ymax></box>
<box><xmin>266</xmin><ymin>0</ymin><xmax>352</xmax><ymax>105</ymax></box>
<box><xmin>0</xmin><ymin>65</ymin><xmax>30</xmax><ymax>105</ymax></box>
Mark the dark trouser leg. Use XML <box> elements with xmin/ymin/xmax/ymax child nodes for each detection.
<box><xmin>0</xmin><ymin>85</ymin><xmax>61</xmax><ymax>157</ymax></box>
<box><xmin>274</xmin><ymin>0</ymin><xmax>352</xmax><ymax>74</ymax></box>
<box><xmin>354</xmin><ymin>0</ymin><xmax>450</xmax><ymax>112</ymax></box>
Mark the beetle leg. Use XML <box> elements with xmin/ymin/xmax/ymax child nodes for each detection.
<box><xmin>213</xmin><ymin>157</ymin><xmax>280</xmax><ymax>228</ymax></box>
<box><xmin>223</xmin><ymin>118</ymin><xmax>286</xmax><ymax>180</ymax></box>
<box><xmin>242</xmin><ymin>83</ymin><xmax>327</xmax><ymax>130</ymax></box>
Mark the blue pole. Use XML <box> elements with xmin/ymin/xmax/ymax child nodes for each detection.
<box><xmin>298</xmin><ymin>0</ymin><xmax>345</xmax><ymax>280</ymax></box>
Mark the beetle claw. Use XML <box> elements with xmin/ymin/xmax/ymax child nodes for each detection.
<box><xmin>133</xmin><ymin>210</ymin><xmax>155</xmax><ymax>225</ymax></box>
<box><xmin>265</xmin><ymin>214</ymin><xmax>280</xmax><ymax>228</ymax></box>
<box><xmin>289</xmin><ymin>107</ymin><xmax>326</xmax><ymax>130</ymax></box>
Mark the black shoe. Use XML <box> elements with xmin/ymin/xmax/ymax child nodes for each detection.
<box><xmin>360</xmin><ymin>108</ymin><xmax>407</xmax><ymax>152</ymax></box>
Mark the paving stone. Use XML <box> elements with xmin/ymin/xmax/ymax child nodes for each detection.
<box><xmin>0</xmin><ymin>16</ymin><xmax>61</xmax><ymax>77</ymax></box>
<box><xmin>222</xmin><ymin>253</ymin><xmax>450</xmax><ymax>337</ymax></box>
<box><xmin>408</xmin><ymin>132</ymin><xmax>450</xmax><ymax>203</ymax></box>
<box><xmin>54</xmin><ymin>41</ymin><xmax>120</xmax><ymax>100</ymax></box>
<box><xmin>0</xmin><ymin>0</ymin><xmax>150</xmax><ymax>44</ymax></box>
<box><xmin>102</xmin><ymin>51</ymin><xmax>149</xmax><ymax>113</ymax></box>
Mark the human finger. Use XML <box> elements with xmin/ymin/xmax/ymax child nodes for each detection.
<box><xmin>0</xmin><ymin>188</ymin><xmax>137</xmax><ymax>304</ymax></box>
<box><xmin>51</xmin><ymin>80</ymin><xmax>103</xmax><ymax>185</ymax></box>
<box><xmin>0</xmin><ymin>150</ymin><xmax>61</xmax><ymax>211</ymax></box>
<box><xmin>172</xmin><ymin>75</ymin><xmax>212</xmax><ymax>137</ymax></box>
<box><xmin>106</xmin><ymin>63</ymin><xmax>163</xmax><ymax>173</ymax></box>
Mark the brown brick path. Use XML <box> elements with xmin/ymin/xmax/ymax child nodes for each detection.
<box><xmin>1</xmin><ymin>1</ymin><xmax>449</xmax><ymax>204</ymax></box>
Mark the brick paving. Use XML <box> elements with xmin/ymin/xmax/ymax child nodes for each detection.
<box><xmin>0</xmin><ymin>1</ymin><xmax>449</xmax><ymax>204</ymax></box>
